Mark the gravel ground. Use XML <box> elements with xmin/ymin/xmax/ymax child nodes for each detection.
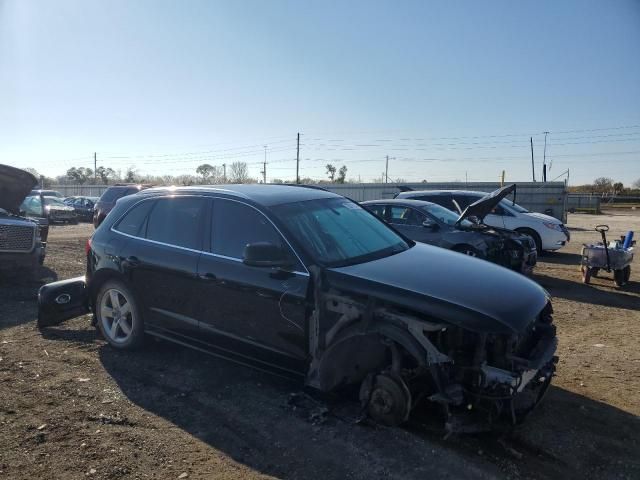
<box><xmin>1</xmin><ymin>212</ymin><xmax>639</xmax><ymax>480</ymax></box>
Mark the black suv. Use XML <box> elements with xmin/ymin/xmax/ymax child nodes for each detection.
<box><xmin>93</xmin><ymin>184</ymin><xmax>151</xmax><ymax>228</ymax></box>
<box><xmin>38</xmin><ymin>185</ymin><xmax>557</xmax><ymax>431</ymax></box>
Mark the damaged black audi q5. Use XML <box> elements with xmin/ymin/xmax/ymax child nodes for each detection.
<box><xmin>38</xmin><ymin>185</ymin><xmax>557</xmax><ymax>432</ymax></box>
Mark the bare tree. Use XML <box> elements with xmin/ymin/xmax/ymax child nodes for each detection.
<box><xmin>229</xmin><ymin>161</ymin><xmax>251</xmax><ymax>184</ymax></box>
<box><xmin>326</xmin><ymin>164</ymin><xmax>336</xmax><ymax>182</ymax></box>
<box><xmin>633</xmin><ymin>178</ymin><xmax>640</xmax><ymax>189</ymax></box>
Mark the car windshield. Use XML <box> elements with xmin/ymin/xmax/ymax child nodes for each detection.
<box><xmin>421</xmin><ymin>203</ymin><xmax>473</xmax><ymax>227</ymax></box>
<box><xmin>500</xmin><ymin>199</ymin><xmax>528</xmax><ymax>213</ymax></box>
<box><xmin>44</xmin><ymin>197</ymin><xmax>66</xmax><ymax>206</ymax></box>
<box><xmin>272</xmin><ymin>197</ymin><xmax>410</xmax><ymax>267</ymax></box>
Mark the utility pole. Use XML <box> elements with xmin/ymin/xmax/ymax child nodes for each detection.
<box><xmin>222</xmin><ymin>163</ymin><xmax>227</xmax><ymax>183</ymax></box>
<box><xmin>296</xmin><ymin>132</ymin><xmax>300</xmax><ymax>184</ymax></box>
<box><xmin>385</xmin><ymin>156</ymin><xmax>389</xmax><ymax>184</ymax></box>
<box><xmin>542</xmin><ymin>131</ymin><xmax>549</xmax><ymax>182</ymax></box>
<box><xmin>530</xmin><ymin>137</ymin><xmax>536</xmax><ymax>182</ymax></box>
<box><xmin>261</xmin><ymin>145</ymin><xmax>267</xmax><ymax>184</ymax></box>
<box><xmin>94</xmin><ymin>152</ymin><xmax>97</xmax><ymax>184</ymax></box>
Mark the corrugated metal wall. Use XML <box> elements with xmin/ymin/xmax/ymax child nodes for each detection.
<box><xmin>52</xmin><ymin>181</ymin><xmax>568</xmax><ymax>221</ymax></box>
<box><xmin>323</xmin><ymin>182</ymin><xmax>568</xmax><ymax>221</ymax></box>
<box><xmin>52</xmin><ymin>185</ymin><xmax>110</xmax><ymax>197</ymax></box>
<box><xmin>567</xmin><ymin>194</ymin><xmax>601</xmax><ymax>213</ymax></box>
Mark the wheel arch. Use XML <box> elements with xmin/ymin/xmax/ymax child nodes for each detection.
<box><xmin>314</xmin><ymin>322</ymin><xmax>428</xmax><ymax>392</ymax></box>
<box><xmin>88</xmin><ymin>268</ymin><xmax>131</xmax><ymax>310</ymax></box>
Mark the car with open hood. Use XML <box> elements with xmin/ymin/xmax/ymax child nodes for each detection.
<box><xmin>396</xmin><ymin>184</ymin><xmax>570</xmax><ymax>253</ymax></box>
<box><xmin>362</xmin><ymin>198</ymin><xmax>537</xmax><ymax>274</ymax></box>
<box><xmin>0</xmin><ymin>164</ymin><xmax>47</xmax><ymax>274</ymax></box>
<box><xmin>37</xmin><ymin>185</ymin><xmax>557</xmax><ymax>432</ymax></box>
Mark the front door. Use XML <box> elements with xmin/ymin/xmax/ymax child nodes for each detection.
<box><xmin>387</xmin><ymin>205</ymin><xmax>440</xmax><ymax>245</ymax></box>
<box><xmin>196</xmin><ymin>198</ymin><xmax>309</xmax><ymax>370</ymax></box>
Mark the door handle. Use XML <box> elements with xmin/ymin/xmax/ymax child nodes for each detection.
<box><xmin>125</xmin><ymin>256</ymin><xmax>140</xmax><ymax>267</ymax></box>
<box><xmin>199</xmin><ymin>272</ymin><xmax>217</xmax><ymax>281</ymax></box>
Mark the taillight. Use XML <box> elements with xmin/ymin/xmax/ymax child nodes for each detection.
<box><xmin>85</xmin><ymin>237</ymin><xmax>92</xmax><ymax>255</ymax></box>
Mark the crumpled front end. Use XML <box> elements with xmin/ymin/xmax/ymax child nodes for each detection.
<box><xmin>429</xmin><ymin>302</ymin><xmax>557</xmax><ymax>433</ymax></box>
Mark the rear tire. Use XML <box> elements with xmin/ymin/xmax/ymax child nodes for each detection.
<box><xmin>95</xmin><ymin>280</ymin><xmax>144</xmax><ymax>349</ymax></box>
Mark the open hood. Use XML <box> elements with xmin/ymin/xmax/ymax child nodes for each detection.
<box><xmin>0</xmin><ymin>164</ymin><xmax>38</xmax><ymax>214</ymax></box>
<box><xmin>456</xmin><ymin>184</ymin><xmax>516</xmax><ymax>225</ymax></box>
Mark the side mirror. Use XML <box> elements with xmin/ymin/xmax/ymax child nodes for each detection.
<box><xmin>243</xmin><ymin>242</ymin><xmax>291</xmax><ymax>268</ymax></box>
<box><xmin>422</xmin><ymin>219</ymin><xmax>439</xmax><ymax>230</ymax></box>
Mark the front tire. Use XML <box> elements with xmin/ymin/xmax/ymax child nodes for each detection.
<box><xmin>96</xmin><ymin>280</ymin><xmax>144</xmax><ymax>349</ymax></box>
<box><xmin>516</xmin><ymin>228</ymin><xmax>542</xmax><ymax>255</ymax></box>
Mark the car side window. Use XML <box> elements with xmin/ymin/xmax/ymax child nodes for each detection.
<box><xmin>389</xmin><ymin>207</ymin><xmax>425</xmax><ymax>226</ymax></box>
<box><xmin>212</xmin><ymin>199</ymin><xmax>286</xmax><ymax>260</ymax></box>
<box><xmin>146</xmin><ymin>197</ymin><xmax>205</xmax><ymax>250</ymax></box>
<box><xmin>366</xmin><ymin>204</ymin><xmax>386</xmax><ymax>220</ymax></box>
<box><xmin>114</xmin><ymin>200</ymin><xmax>155</xmax><ymax>237</ymax></box>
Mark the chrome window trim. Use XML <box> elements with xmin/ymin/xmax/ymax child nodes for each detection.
<box><xmin>109</xmin><ymin>193</ymin><xmax>310</xmax><ymax>277</ymax></box>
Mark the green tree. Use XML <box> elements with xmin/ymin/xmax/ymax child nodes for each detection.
<box><xmin>337</xmin><ymin>165</ymin><xmax>348</xmax><ymax>183</ymax></box>
<box><xmin>196</xmin><ymin>164</ymin><xmax>216</xmax><ymax>183</ymax></box>
<box><xmin>326</xmin><ymin>164</ymin><xmax>336</xmax><ymax>182</ymax></box>
<box><xmin>96</xmin><ymin>166</ymin><xmax>116</xmax><ymax>184</ymax></box>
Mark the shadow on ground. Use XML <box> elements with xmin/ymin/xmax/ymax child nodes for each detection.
<box><xmin>534</xmin><ymin>272</ymin><xmax>638</xmax><ymax>311</ymax></box>
<box><xmin>0</xmin><ymin>266</ymin><xmax>58</xmax><ymax>329</ymax></box>
<box><xmin>44</xmin><ymin>337</ymin><xmax>631</xmax><ymax>479</ymax></box>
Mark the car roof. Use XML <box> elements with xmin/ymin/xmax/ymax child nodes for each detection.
<box><xmin>138</xmin><ymin>184</ymin><xmax>340</xmax><ymax>207</ymax></box>
<box><xmin>363</xmin><ymin>199</ymin><xmax>437</xmax><ymax>208</ymax></box>
<box><xmin>400</xmin><ymin>190</ymin><xmax>486</xmax><ymax>197</ymax></box>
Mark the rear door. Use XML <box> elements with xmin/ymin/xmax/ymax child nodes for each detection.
<box><xmin>116</xmin><ymin>196</ymin><xmax>206</xmax><ymax>338</ymax></box>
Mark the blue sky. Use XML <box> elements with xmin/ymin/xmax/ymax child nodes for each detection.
<box><xmin>1</xmin><ymin>0</ymin><xmax>639</xmax><ymax>184</ymax></box>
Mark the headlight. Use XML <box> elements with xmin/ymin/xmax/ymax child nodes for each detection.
<box><xmin>543</xmin><ymin>222</ymin><xmax>563</xmax><ymax>232</ymax></box>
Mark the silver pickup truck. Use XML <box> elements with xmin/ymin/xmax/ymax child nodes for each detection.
<box><xmin>0</xmin><ymin>165</ymin><xmax>47</xmax><ymax>277</ymax></box>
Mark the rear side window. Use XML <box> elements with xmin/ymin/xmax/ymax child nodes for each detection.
<box><xmin>212</xmin><ymin>200</ymin><xmax>283</xmax><ymax>259</ymax></box>
<box><xmin>99</xmin><ymin>187</ymin><xmax>126</xmax><ymax>203</ymax></box>
<box><xmin>114</xmin><ymin>201</ymin><xmax>155</xmax><ymax>237</ymax></box>
<box><xmin>146</xmin><ymin>197</ymin><xmax>205</xmax><ymax>250</ymax></box>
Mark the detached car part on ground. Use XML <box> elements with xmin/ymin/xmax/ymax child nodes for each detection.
<box><xmin>362</xmin><ymin>197</ymin><xmax>537</xmax><ymax>275</ymax></box>
<box><xmin>0</xmin><ymin>165</ymin><xmax>48</xmax><ymax>275</ymax></box>
<box><xmin>396</xmin><ymin>185</ymin><xmax>570</xmax><ymax>254</ymax></box>
<box><xmin>38</xmin><ymin>185</ymin><xmax>558</xmax><ymax>433</ymax></box>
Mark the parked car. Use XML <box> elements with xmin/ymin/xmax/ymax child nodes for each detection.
<box><xmin>30</xmin><ymin>189</ymin><xmax>64</xmax><ymax>199</ymax></box>
<box><xmin>362</xmin><ymin>198</ymin><xmax>537</xmax><ymax>274</ymax></box>
<box><xmin>0</xmin><ymin>165</ymin><xmax>47</xmax><ymax>275</ymax></box>
<box><xmin>64</xmin><ymin>196</ymin><xmax>99</xmax><ymax>222</ymax></box>
<box><xmin>21</xmin><ymin>196</ymin><xmax>77</xmax><ymax>224</ymax></box>
<box><xmin>38</xmin><ymin>185</ymin><xmax>557</xmax><ymax>431</ymax></box>
<box><xmin>395</xmin><ymin>185</ymin><xmax>570</xmax><ymax>253</ymax></box>
<box><xmin>93</xmin><ymin>184</ymin><xmax>151</xmax><ymax>228</ymax></box>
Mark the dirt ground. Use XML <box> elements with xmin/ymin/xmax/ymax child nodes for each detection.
<box><xmin>1</xmin><ymin>212</ymin><xmax>639</xmax><ymax>480</ymax></box>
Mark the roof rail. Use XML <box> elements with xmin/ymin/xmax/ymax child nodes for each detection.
<box><xmin>282</xmin><ymin>183</ymin><xmax>329</xmax><ymax>192</ymax></box>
